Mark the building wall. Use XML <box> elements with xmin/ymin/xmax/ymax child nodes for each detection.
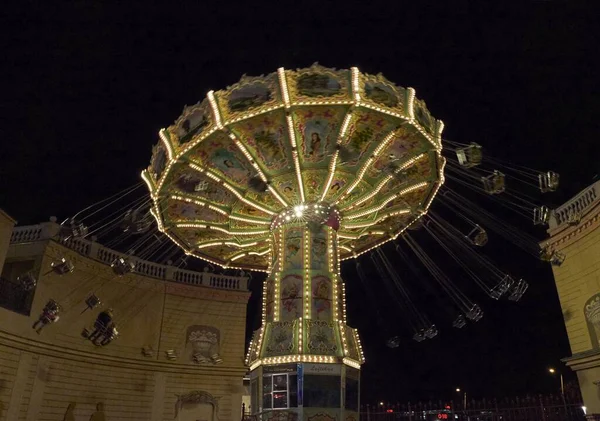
<box><xmin>0</xmin><ymin>209</ymin><xmax>16</xmax><ymax>270</ymax></box>
<box><xmin>549</xmin><ymin>218</ymin><xmax>600</xmax><ymax>354</ymax></box>
<box><xmin>0</xmin><ymin>237</ymin><xmax>250</xmax><ymax>421</ymax></box>
<box><xmin>543</xmin><ymin>181</ymin><xmax>600</xmax><ymax>416</ymax></box>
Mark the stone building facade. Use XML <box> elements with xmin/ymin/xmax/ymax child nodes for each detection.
<box><xmin>541</xmin><ymin>180</ymin><xmax>600</xmax><ymax>419</ymax></box>
<box><xmin>0</xmin><ymin>213</ymin><xmax>250</xmax><ymax>421</ymax></box>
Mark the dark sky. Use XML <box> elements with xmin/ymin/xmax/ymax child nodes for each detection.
<box><xmin>2</xmin><ymin>2</ymin><xmax>599</xmax><ymax>405</ymax></box>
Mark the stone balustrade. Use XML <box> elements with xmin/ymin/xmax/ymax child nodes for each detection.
<box><xmin>9</xmin><ymin>222</ymin><xmax>249</xmax><ymax>291</ymax></box>
<box><xmin>549</xmin><ymin>180</ymin><xmax>599</xmax><ymax>229</ymax></box>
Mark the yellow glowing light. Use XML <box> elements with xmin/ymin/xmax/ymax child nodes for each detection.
<box><xmin>407</xmin><ymin>87</ymin><xmax>416</xmax><ymax>120</ymax></box>
<box><xmin>207</xmin><ymin>91</ymin><xmax>223</xmax><ymax>129</ymax></box>
<box><xmin>343</xmin><ymin>358</ymin><xmax>361</xmax><ymax>370</ymax></box>
<box><xmin>159</xmin><ymin>129</ymin><xmax>175</xmax><ymax>161</ymax></box>
<box><xmin>278</xmin><ymin>67</ymin><xmax>291</xmax><ymax>108</ymax></box>
<box><xmin>351</xmin><ymin>67</ymin><xmax>361</xmax><ymax>102</ymax></box>
<box><xmin>141</xmin><ymin>170</ymin><xmax>156</xmax><ymax>195</ymax></box>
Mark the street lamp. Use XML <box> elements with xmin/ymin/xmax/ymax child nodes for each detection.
<box><xmin>548</xmin><ymin>368</ymin><xmax>565</xmax><ymax>396</ymax></box>
<box><xmin>455</xmin><ymin>388</ymin><xmax>466</xmax><ymax>411</ymax></box>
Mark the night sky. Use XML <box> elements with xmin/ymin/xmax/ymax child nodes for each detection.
<box><xmin>3</xmin><ymin>2</ymin><xmax>599</xmax><ymax>405</ymax></box>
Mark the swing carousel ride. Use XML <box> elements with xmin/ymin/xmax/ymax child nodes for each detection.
<box><xmin>31</xmin><ymin>65</ymin><xmax>564</xmax><ymax>380</ymax></box>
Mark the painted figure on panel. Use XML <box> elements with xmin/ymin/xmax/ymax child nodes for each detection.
<box><xmin>284</xmin><ymin>230</ymin><xmax>303</xmax><ymax>269</ymax></box>
<box><xmin>266</xmin><ymin>278</ymin><xmax>275</xmax><ymax>321</ymax></box>
<box><xmin>348</xmin><ymin>126</ymin><xmax>374</xmax><ymax>157</ymax></box>
<box><xmin>228</xmin><ymin>84</ymin><xmax>272</xmax><ymax>112</ymax></box>
<box><xmin>281</xmin><ymin>274</ymin><xmax>303</xmax><ymax>320</ymax></box>
<box><xmin>310</xmin><ymin>233</ymin><xmax>327</xmax><ymax>270</ymax></box>
<box><xmin>255</xmin><ymin>129</ymin><xmax>286</xmax><ymax>165</ymax></box>
<box><xmin>364</xmin><ymin>81</ymin><xmax>398</xmax><ymax>107</ymax></box>
<box><xmin>177</xmin><ymin>108</ymin><xmax>209</xmax><ymax>144</ymax></box>
<box><xmin>151</xmin><ymin>144</ymin><xmax>167</xmax><ymax>180</ymax></box>
<box><xmin>415</xmin><ymin>102</ymin><xmax>434</xmax><ymax>133</ymax></box>
<box><xmin>330</xmin><ymin>181</ymin><xmax>343</xmax><ymax>193</ymax></box>
<box><xmin>372</xmin><ymin>137</ymin><xmax>421</xmax><ymax>175</ymax></box>
<box><xmin>297</xmin><ymin>74</ymin><xmax>341</xmax><ymax>97</ymax></box>
<box><xmin>312</xmin><ymin>276</ymin><xmax>332</xmax><ymax>320</ymax></box>
<box><xmin>301</xmin><ymin>119</ymin><xmax>333</xmax><ymax>162</ymax></box>
<box><xmin>210</xmin><ymin>149</ymin><xmax>251</xmax><ymax>184</ymax></box>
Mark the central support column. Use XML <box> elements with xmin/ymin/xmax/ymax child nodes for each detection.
<box><xmin>246</xmin><ymin>204</ymin><xmax>363</xmax><ymax>421</ymax></box>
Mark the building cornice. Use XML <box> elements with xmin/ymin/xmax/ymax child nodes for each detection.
<box><xmin>562</xmin><ymin>348</ymin><xmax>600</xmax><ymax>371</ymax></box>
<box><xmin>0</xmin><ymin>329</ymin><xmax>248</xmax><ymax>376</ymax></box>
<box><xmin>541</xmin><ymin>203</ymin><xmax>600</xmax><ymax>252</ymax></box>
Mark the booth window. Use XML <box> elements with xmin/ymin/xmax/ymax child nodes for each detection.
<box><xmin>251</xmin><ymin>379</ymin><xmax>258</xmax><ymax>414</ymax></box>
<box><xmin>345</xmin><ymin>377</ymin><xmax>359</xmax><ymax>411</ymax></box>
<box><xmin>303</xmin><ymin>375</ymin><xmax>340</xmax><ymax>408</ymax></box>
<box><xmin>262</xmin><ymin>373</ymin><xmax>298</xmax><ymax>410</ymax></box>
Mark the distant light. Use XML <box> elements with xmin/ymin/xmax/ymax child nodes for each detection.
<box><xmin>548</xmin><ymin>368</ymin><xmax>556</xmax><ymax>374</ymax></box>
<box><xmin>455</xmin><ymin>388</ymin><xmax>461</xmax><ymax>392</ymax></box>
<box><xmin>386</xmin><ymin>409</ymin><xmax>393</xmax><ymax>413</ymax></box>
<box><xmin>582</xmin><ymin>406</ymin><xmax>587</xmax><ymax>415</ymax></box>
<box><xmin>379</xmin><ymin>401</ymin><xmax>384</xmax><ymax>406</ymax></box>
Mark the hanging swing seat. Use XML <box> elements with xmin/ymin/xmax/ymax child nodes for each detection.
<box><xmin>538</xmin><ymin>171</ymin><xmax>560</xmax><ymax>193</ymax></box>
<box><xmin>508</xmin><ymin>279</ymin><xmax>529</xmax><ymax>302</ymax></box>
<box><xmin>489</xmin><ymin>275</ymin><xmax>514</xmax><ymax>300</ymax></box>
<box><xmin>412</xmin><ymin>331</ymin><xmax>426</xmax><ymax>342</ymax></box>
<box><xmin>565</xmin><ymin>209</ymin><xmax>582</xmax><ymax>226</ymax></box>
<box><xmin>456</xmin><ymin>143</ymin><xmax>483</xmax><ymax>168</ymax></box>
<box><xmin>533</xmin><ymin>206</ymin><xmax>551</xmax><ymax>225</ymax></box>
<box><xmin>18</xmin><ymin>273</ymin><xmax>37</xmax><ymax>291</ymax></box>
<box><xmin>452</xmin><ymin>315</ymin><xmax>466</xmax><ymax>329</ymax></box>
<box><xmin>84</xmin><ymin>294</ymin><xmax>101</xmax><ymax>310</ymax></box>
<box><xmin>60</xmin><ymin>220</ymin><xmax>88</xmax><ymax>239</ymax></box>
<box><xmin>466</xmin><ymin>304</ymin><xmax>483</xmax><ymax>321</ymax></box>
<box><xmin>51</xmin><ymin>258</ymin><xmax>75</xmax><ymax>275</ymax></box>
<box><xmin>111</xmin><ymin>258</ymin><xmax>135</xmax><ymax>276</ymax></box>
<box><xmin>424</xmin><ymin>325</ymin><xmax>438</xmax><ymax>339</ymax></box>
<box><xmin>44</xmin><ymin>299</ymin><xmax>61</xmax><ymax>314</ymax></box>
<box><xmin>466</xmin><ymin>225</ymin><xmax>488</xmax><ymax>246</ymax></box>
<box><xmin>481</xmin><ymin>171</ymin><xmax>505</xmax><ymax>194</ymax></box>
<box><xmin>386</xmin><ymin>336</ymin><xmax>401</xmax><ymax>348</ymax></box>
<box><xmin>540</xmin><ymin>247</ymin><xmax>565</xmax><ymax>266</ymax></box>
<box><xmin>121</xmin><ymin>209</ymin><xmax>153</xmax><ymax>234</ymax></box>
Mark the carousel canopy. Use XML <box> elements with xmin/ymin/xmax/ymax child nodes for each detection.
<box><xmin>143</xmin><ymin>64</ymin><xmax>445</xmax><ymax>271</ymax></box>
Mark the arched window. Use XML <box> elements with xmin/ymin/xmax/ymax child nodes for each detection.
<box><xmin>584</xmin><ymin>293</ymin><xmax>600</xmax><ymax>350</ymax></box>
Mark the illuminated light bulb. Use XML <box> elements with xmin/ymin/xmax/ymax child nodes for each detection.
<box><xmin>206</xmin><ymin>91</ymin><xmax>224</xmax><ymax>129</ymax></box>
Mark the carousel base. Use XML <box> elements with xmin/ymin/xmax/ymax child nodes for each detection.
<box><xmin>254</xmin><ymin>408</ymin><xmax>360</xmax><ymax>421</ymax></box>
<box><xmin>249</xmin><ymin>362</ymin><xmax>360</xmax><ymax>421</ymax></box>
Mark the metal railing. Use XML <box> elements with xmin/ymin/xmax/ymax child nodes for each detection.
<box><xmin>360</xmin><ymin>394</ymin><xmax>586</xmax><ymax>421</ymax></box>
